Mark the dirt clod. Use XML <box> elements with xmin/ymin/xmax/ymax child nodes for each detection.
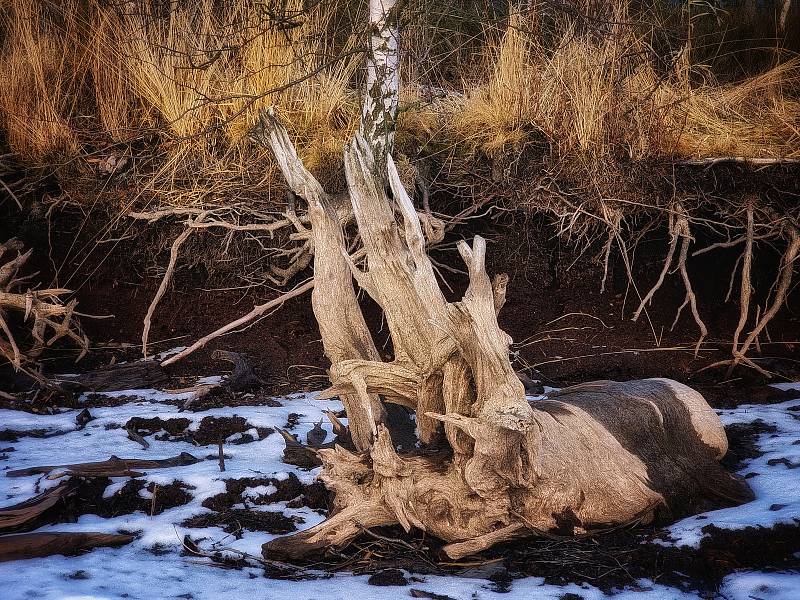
<box><xmin>201</xmin><ymin>474</ymin><xmax>329</xmax><ymax>513</ymax></box>
<box><xmin>123</xmin><ymin>415</ymin><xmax>272</xmax><ymax>446</ymax></box>
<box><xmin>181</xmin><ymin>509</ymin><xmax>299</xmax><ymax>537</ymax></box>
<box><xmin>367</xmin><ymin>569</ymin><xmax>408</xmax><ymax>586</ymax></box>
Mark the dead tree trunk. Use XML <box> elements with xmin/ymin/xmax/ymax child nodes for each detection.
<box><xmin>252</xmin><ymin>0</ymin><xmax>752</xmax><ymax>560</ymax></box>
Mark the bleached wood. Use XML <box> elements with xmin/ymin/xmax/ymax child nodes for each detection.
<box><xmin>254</xmin><ymin>0</ymin><xmax>749</xmax><ymax>561</ymax></box>
<box><xmin>259</xmin><ymin>132</ymin><xmax>751</xmax><ymax>562</ymax></box>
<box><xmin>252</xmin><ymin>109</ymin><xmax>385</xmax><ymax>450</ymax></box>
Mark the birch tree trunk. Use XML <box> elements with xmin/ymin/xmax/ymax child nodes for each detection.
<box><xmin>780</xmin><ymin>0</ymin><xmax>791</xmax><ymax>35</ymax></box>
<box><xmin>360</xmin><ymin>0</ymin><xmax>399</xmax><ymax>170</ymax></box>
<box><xmin>251</xmin><ymin>0</ymin><xmax>753</xmax><ymax>560</ymax></box>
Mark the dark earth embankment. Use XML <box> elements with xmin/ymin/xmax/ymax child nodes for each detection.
<box><xmin>2</xmin><ymin>189</ymin><xmax>799</xmax><ymax>406</ymax></box>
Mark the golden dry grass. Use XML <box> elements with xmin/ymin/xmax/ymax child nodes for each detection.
<box><xmin>0</xmin><ymin>1</ymin><xmax>85</xmax><ymax>160</ymax></box>
<box><xmin>0</xmin><ymin>0</ymin><xmax>361</xmax><ymax>175</ymax></box>
<box><xmin>0</xmin><ymin>0</ymin><xmax>798</xmax><ymax>205</ymax></box>
<box><xmin>451</xmin><ymin>10</ymin><xmax>800</xmax><ymax>167</ymax></box>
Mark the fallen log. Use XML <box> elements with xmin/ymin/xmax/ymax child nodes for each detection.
<box><xmin>0</xmin><ymin>482</ymin><xmax>74</xmax><ymax>533</ymax></box>
<box><xmin>6</xmin><ymin>452</ymin><xmax>201</xmax><ymax>478</ymax></box>
<box><xmin>0</xmin><ymin>532</ymin><xmax>134</xmax><ymax>562</ymax></box>
<box><xmin>52</xmin><ymin>360</ymin><xmax>168</xmax><ymax>393</ymax></box>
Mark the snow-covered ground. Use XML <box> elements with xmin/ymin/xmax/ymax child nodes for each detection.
<box><xmin>1</xmin><ymin>378</ymin><xmax>799</xmax><ymax>599</ymax></box>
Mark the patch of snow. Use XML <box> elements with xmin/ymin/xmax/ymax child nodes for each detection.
<box><xmin>2</xmin><ymin>381</ymin><xmax>800</xmax><ymax>599</ymax></box>
<box><xmin>667</xmin><ymin>399</ymin><xmax>800</xmax><ymax>547</ymax></box>
<box><xmin>243</xmin><ymin>484</ymin><xmax>278</xmax><ymax>500</ymax></box>
<box><xmin>771</xmin><ymin>382</ymin><xmax>800</xmax><ymax>393</ymax></box>
<box><xmin>720</xmin><ymin>571</ymin><xmax>800</xmax><ymax>600</ymax></box>
<box><xmin>0</xmin><ymin>408</ymin><xmax>78</xmax><ymax>436</ymax></box>
<box><xmin>150</xmin><ymin>346</ymin><xmax>188</xmax><ymax>361</ymax></box>
<box><xmin>102</xmin><ymin>478</ymin><xmax>129</xmax><ymax>499</ymax></box>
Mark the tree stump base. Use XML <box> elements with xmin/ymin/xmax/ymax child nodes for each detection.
<box><xmin>264</xmin><ymin>379</ymin><xmax>752</xmax><ymax>560</ymax></box>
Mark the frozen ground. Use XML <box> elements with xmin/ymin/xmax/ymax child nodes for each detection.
<box><xmin>1</xmin><ymin>377</ymin><xmax>799</xmax><ymax>599</ymax></box>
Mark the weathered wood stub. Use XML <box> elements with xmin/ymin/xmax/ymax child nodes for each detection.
<box><xmin>250</xmin><ymin>0</ymin><xmax>752</xmax><ymax>560</ymax></box>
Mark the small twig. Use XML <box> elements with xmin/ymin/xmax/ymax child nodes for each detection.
<box><xmin>150</xmin><ymin>484</ymin><xmax>158</xmax><ymax>517</ymax></box>
<box><xmin>678</xmin><ymin>156</ymin><xmax>800</xmax><ymax>166</ymax></box>
<box><xmin>0</xmin><ymin>177</ymin><xmax>22</xmax><ymax>210</ymax></box>
<box><xmin>161</xmin><ymin>279</ymin><xmax>314</xmax><ymax>367</ymax></box>
<box><xmin>218</xmin><ymin>439</ymin><xmax>226</xmax><ymax>472</ymax></box>
<box><xmin>142</xmin><ymin>214</ymin><xmax>205</xmax><ymax>358</ymax></box>
<box><xmin>126</xmin><ymin>427</ymin><xmax>150</xmax><ymax>450</ymax></box>
<box><xmin>633</xmin><ymin>211</ymin><xmax>678</xmax><ymax>322</ymax></box>
<box><xmin>358</xmin><ymin>525</ymin><xmax>418</xmax><ymax>551</ymax></box>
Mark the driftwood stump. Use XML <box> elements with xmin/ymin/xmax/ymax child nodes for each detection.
<box><xmin>252</xmin><ymin>116</ymin><xmax>752</xmax><ymax>560</ymax></box>
<box><xmin>247</xmin><ymin>0</ymin><xmax>752</xmax><ymax>561</ymax></box>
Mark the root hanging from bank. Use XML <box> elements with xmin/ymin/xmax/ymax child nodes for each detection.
<box><xmin>733</xmin><ymin>221</ymin><xmax>799</xmax><ymax>370</ymax></box>
<box><xmin>129</xmin><ymin>203</ymin><xmax>318</xmax><ymax>360</ymax></box>
<box><xmin>548</xmin><ymin>188</ymin><xmax>797</xmax><ymax>374</ymax></box>
<box><xmin>632</xmin><ymin>203</ymin><xmax>707</xmax><ymax>356</ymax></box>
<box><xmin>140</xmin><ymin>220</ymin><xmax>199</xmax><ymax>358</ymax></box>
<box><xmin>702</xmin><ymin>206</ymin><xmax>799</xmax><ymax>376</ymax></box>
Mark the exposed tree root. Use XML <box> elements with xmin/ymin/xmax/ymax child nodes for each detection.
<box><xmin>131</xmin><ymin>205</ymin><xmax>315</xmax><ymax>358</ymax></box>
<box><xmin>141</xmin><ymin>222</ymin><xmax>199</xmax><ymax>358</ymax></box>
<box><xmin>0</xmin><ymin>238</ymin><xmax>90</xmax><ymax>371</ymax></box>
<box><xmin>703</xmin><ymin>209</ymin><xmax>799</xmax><ymax>377</ymax></box>
<box><xmin>250</xmin><ymin>109</ymin><xmax>751</xmax><ymax>561</ymax></box>
<box><xmin>160</xmin><ymin>278</ymin><xmax>314</xmax><ymax>368</ymax></box>
<box><xmin>734</xmin><ymin>222</ymin><xmax>799</xmax><ymax>367</ymax></box>
<box><xmin>731</xmin><ymin>205</ymin><xmax>755</xmax><ymax>365</ymax></box>
<box><xmin>632</xmin><ymin>203</ymin><xmax>707</xmax><ymax>355</ymax></box>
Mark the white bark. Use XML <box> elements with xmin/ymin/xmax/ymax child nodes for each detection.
<box><xmin>780</xmin><ymin>0</ymin><xmax>791</xmax><ymax>34</ymax></box>
<box><xmin>359</xmin><ymin>0</ymin><xmax>400</xmax><ymax>169</ymax></box>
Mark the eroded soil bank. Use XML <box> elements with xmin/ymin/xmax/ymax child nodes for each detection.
<box><xmin>2</xmin><ymin>199</ymin><xmax>799</xmax><ymax>402</ymax></box>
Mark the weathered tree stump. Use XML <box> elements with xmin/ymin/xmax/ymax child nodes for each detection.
<box><xmin>248</xmin><ymin>0</ymin><xmax>752</xmax><ymax>560</ymax></box>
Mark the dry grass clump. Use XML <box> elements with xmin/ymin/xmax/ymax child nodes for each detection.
<box><xmin>1</xmin><ymin>0</ymin><xmax>797</xmax><ymax>194</ymax></box>
<box><xmin>669</xmin><ymin>60</ymin><xmax>800</xmax><ymax>159</ymax></box>
<box><xmin>0</xmin><ymin>1</ymin><xmax>86</xmax><ymax>161</ymax></box>
<box><xmin>451</xmin><ymin>8</ymin><xmax>800</xmax><ymax>169</ymax></box>
<box><xmin>0</xmin><ymin>0</ymin><xmax>363</xmax><ymax>194</ymax></box>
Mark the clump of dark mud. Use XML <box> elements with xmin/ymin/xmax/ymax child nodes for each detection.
<box><xmin>706</xmin><ymin>383</ymin><xmax>800</xmax><ymax>409</ymax></box>
<box><xmin>721</xmin><ymin>419</ymin><xmax>776</xmax><ymax>471</ymax></box>
<box><xmin>0</xmin><ymin>428</ymin><xmax>67</xmax><ymax>442</ymax></box>
<box><xmin>125</xmin><ymin>416</ymin><xmax>192</xmax><ymax>440</ymax></box>
<box><xmin>59</xmin><ymin>477</ymin><xmax>194</xmax><ymax>518</ymax></box>
<box><xmin>179</xmin><ymin>473</ymin><xmax>328</xmax><ymax>538</ymax></box>
<box><xmin>95</xmin><ymin>479</ymin><xmax>195</xmax><ymax>517</ymax></box>
<box><xmin>181</xmin><ymin>508</ymin><xmax>300</xmax><ymax>537</ymax></box>
<box><xmin>183</xmin><ymin>389</ymin><xmax>284</xmax><ymax>412</ymax></box>
<box><xmin>202</xmin><ymin>473</ymin><xmax>329</xmax><ymax>512</ymax></box>
<box><xmin>124</xmin><ymin>415</ymin><xmax>273</xmax><ymax>446</ymax></box>
<box><xmin>10</xmin><ymin>476</ymin><xmax>195</xmax><ymax>532</ymax></box>
<box><xmin>488</xmin><ymin>522</ymin><xmax>800</xmax><ymax>594</ymax></box>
